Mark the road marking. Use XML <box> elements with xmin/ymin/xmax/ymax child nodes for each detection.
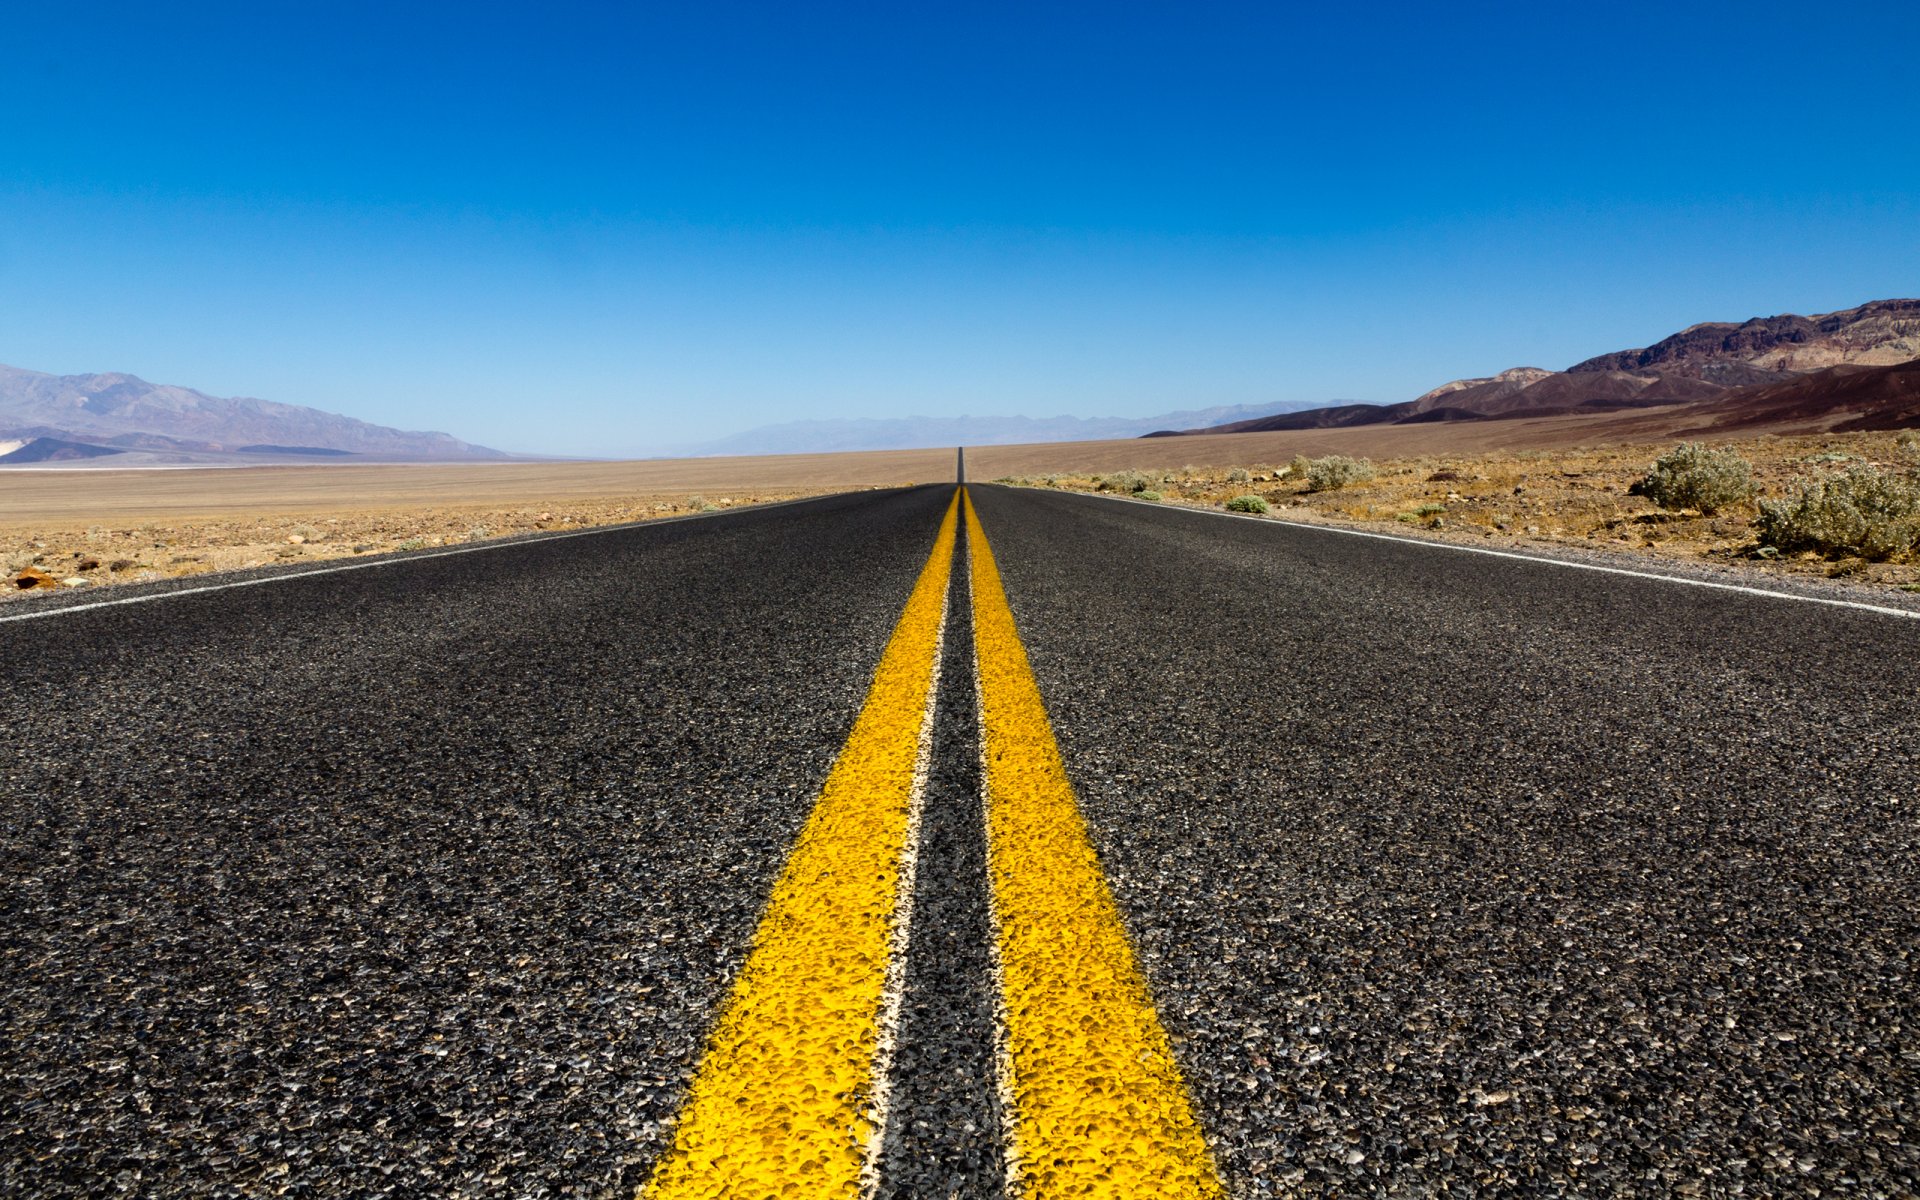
<box><xmin>857</xmin><ymin>572</ymin><xmax>946</xmax><ymax>1198</ymax></box>
<box><xmin>1061</xmin><ymin>488</ymin><xmax>1920</xmax><ymax>620</ymax></box>
<box><xmin>644</xmin><ymin>490</ymin><xmax>959</xmax><ymax>1200</ymax></box>
<box><xmin>0</xmin><ymin>493</ymin><xmax>839</xmax><ymax>626</ymax></box>
<box><xmin>963</xmin><ymin>490</ymin><xmax>1225</xmax><ymax>1200</ymax></box>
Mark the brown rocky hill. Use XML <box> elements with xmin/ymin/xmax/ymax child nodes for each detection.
<box><xmin>1165</xmin><ymin>299</ymin><xmax>1920</xmax><ymax>439</ymax></box>
<box><xmin>1686</xmin><ymin>359</ymin><xmax>1920</xmax><ymax>434</ymax></box>
<box><xmin>1571</xmin><ymin>298</ymin><xmax>1920</xmax><ymax>374</ymax></box>
<box><xmin>1409</xmin><ymin>366</ymin><xmax>1555</xmax><ymax>411</ymax></box>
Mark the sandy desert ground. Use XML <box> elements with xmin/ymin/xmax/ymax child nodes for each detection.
<box><xmin>5</xmin><ymin>418</ymin><xmax>1917</xmax><ymax>599</ymax></box>
<box><xmin>960</xmin><ymin>396</ymin><xmax>1906</xmax><ymax>478</ymax></box>
<box><xmin>0</xmin><ymin>450</ymin><xmax>959</xmax><ymax>596</ymax></box>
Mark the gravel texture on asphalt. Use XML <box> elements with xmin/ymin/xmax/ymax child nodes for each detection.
<box><xmin>873</xmin><ymin>531</ymin><xmax>1007</xmax><ymax>1200</ymax></box>
<box><xmin>967</xmin><ymin>483</ymin><xmax>1920</xmax><ymax>1198</ymax></box>
<box><xmin>10</xmin><ymin>478</ymin><xmax>1917</xmax><ymax>1198</ymax></box>
<box><xmin>0</xmin><ymin>486</ymin><xmax>953</xmax><ymax>1198</ymax></box>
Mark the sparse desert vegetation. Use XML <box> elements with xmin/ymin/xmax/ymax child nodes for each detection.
<box><xmin>1756</xmin><ymin>464</ymin><xmax>1920</xmax><ymax>562</ymax></box>
<box><xmin>1629</xmin><ymin>443</ymin><xmax>1754</xmax><ymax>516</ymax></box>
<box><xmin>1298</xmin><ymin>454</ymin><xmax>1376</xmax><ymax>493</ymax></box>
<box><xmin>996</xmin><ymin>429</ymin><xmax>1920</xmax><ymax>592</ymax></box>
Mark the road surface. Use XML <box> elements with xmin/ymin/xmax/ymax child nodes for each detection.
<box><xmin>3</xmin><ymin>483</ymin><xmax>1916</xmax><ymax>1197</ymax></box>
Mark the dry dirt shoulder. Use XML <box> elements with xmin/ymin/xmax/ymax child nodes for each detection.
<box><xmin>997</xmin><ymin>429</ymin><xmax>1920</xmax><ymax>607</ymax></box>
<box><xmin>3</xmin><ymin>490</ymin><xmax>833</xmax><ymax>601</ymax></box>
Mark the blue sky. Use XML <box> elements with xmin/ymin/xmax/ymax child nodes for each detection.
<box><xmin>3</xmin><ymin>1</ymin><xmax>1917</xmax><ymax>456</ymax></box>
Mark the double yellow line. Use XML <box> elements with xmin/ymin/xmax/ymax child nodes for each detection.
<box><xmin>645</xmin><ymin>488</ymin><xmax>1222</xmax><ymax>1199</ymax></box>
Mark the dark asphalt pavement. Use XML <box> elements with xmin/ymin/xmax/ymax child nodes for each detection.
<box><xmin>1</xmin><ymin>488</ymin><xmax>951</xmax><ymax>1197</ymax></box>
<box><xmin>969</xmin><ymin>485</ymin><xmax>1920</xmax><ymax>1198</ymax></box>
<box><xmin>4</xmin><ymin>481</ymin><xmax>1917</xmax><ymax>1198</ymax></box>
<box><xmin>874</xmin><ymin>530</ymin><xmax>1005</xmax><ymax>1200</ymax></box>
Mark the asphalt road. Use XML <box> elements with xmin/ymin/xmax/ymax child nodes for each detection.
<box><xmin>4</xmin><ymin>482</ymin><xmax>1918</xmax><ymax>1197</ymax></box>
<box><xmin>1</xmin><ymin>488</ymin><xmax>949</xmax><ymax>1197</ymax></box>
<box><xmin>968</xmin><ymin>485</ymin><xmax>1920</xmax><ymax>1198</ymax></box>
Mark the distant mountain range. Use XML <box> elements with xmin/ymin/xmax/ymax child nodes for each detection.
<box><xmin>0</xmin><ymin>365</ymin><xmax>506</xmax><ymax>466</ymax></box>
<box><xmin>1153</xmin><ymin>299</ymin><xmax>1920</xmax><ymax>437</ymax></box>
<box><xmin>12</xmin><ymin>298</ymin><xmax>1914</xmax><ymax>468</ymax></box>
<box><xmin>679</xmin><ymin>401</ymin><xmax>1335</xmax><ymax>456</ymax></box>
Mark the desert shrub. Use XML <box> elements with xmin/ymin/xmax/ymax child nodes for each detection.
<box><xmin>1135</xmin><ymin>490</ymin><xmax>1163</xmax><ymax>501</ymax></box>
<box><xmin>1096</xmin><ymin>469</ymin><xmax>1154</xmax><ymax>494</ymax></box>
<box><xmin>1287</xmin><ymin>455</ymin><xmax>1311</xmax><ymax>479</ymax></box>
<box><xmin>688</xmin><ymin>495</ymin><xmax>718</xmax><ymax>512</ymax></box>
<box><xmin>1302</xmin><ymin>455</ymin><xmax>1375</xmax><ymax>492</ymax></box>
<box><xmin>395</xmin><ymin>537</ymin><xmax>428</xmax><ymax>551</ymax></box>
<box><xmin>1226</xmin><ymin>467</ymin><xmax>1251</xmax><ymax>484</ymax></box>
<box><xmin>1898</xmin><ymin>429</ymin><xmax>1920</xmax><ymax>463</ymax></box>
<box><xmin>1756</xmin><ymin>465</ymin><xmax>1920</xmax><ymax>560</ymax></box>
<box><xmin>1630</xmin><ymin>443</ymin><xmax>1754</xmax><ymax>515</ymax></box>
<box><xmin>1413</xmin><ymin>502</ymin><xmax>1446</xmax><ymax>517</ymax></box>
<box><xmin>1225</xmin><ymin>494</ymin><xmax>1270</xmax><ymax>514</ymax></box>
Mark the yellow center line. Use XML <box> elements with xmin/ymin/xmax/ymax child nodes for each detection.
<box><xmin>964</xmin><ymin>488</ymin><xmax>1226</xmax><ymax>1199</ymax></box>
<box><xmin>644</xmin><ymin>489</ymin><xmax>960</xmax><ymax>1200</ymax></box>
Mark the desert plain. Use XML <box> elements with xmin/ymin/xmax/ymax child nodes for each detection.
<box><xmin>4</xmin><ymin>410</ymin><xmax>1919</xmax><ymax>600</ymax></box>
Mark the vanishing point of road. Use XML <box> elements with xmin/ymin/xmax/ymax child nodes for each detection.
<box><xmin>4</xmin><ymin>477</ymin><xmax>1917</xmax><ymax>1197</ymax></box>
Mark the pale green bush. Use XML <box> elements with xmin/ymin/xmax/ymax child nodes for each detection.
<box><xmin>1630</xmin><ymin>443</ymin><xmax>1754</xmax><ymax>515</ymax></box>
<box><xmin>1756</xmin><ymin>465</ymin><xmax>1920</xmax><ymax>561</ymax></box>
<box><xmin>1225</xmin><ymin>494</ymin><xmax>1270</xmax><ymax>514</ymax></box>
<box><xmin>1302</xmin><ymin>455</ymin><xmax>1375</xmax><ymax>492</ymax></box>
<box><xmin>1096</xmin><ymin>470</ymin><xmax>1155</xmax><ymax>494</ymax></box>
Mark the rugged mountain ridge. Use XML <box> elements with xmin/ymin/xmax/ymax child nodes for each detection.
<box><xmin>0</xmin><ymin>365</ymin><xmax>506</xmax><ymax>465</ymax></box>
<box><xmin>1570</xmin><ymin>299</ymin><xmax>1920</xmax><ymax>374</ymax></box>
<box><xmin>1168</xmin><ymin>299</ymin><xmax>1920</xmax><ymax>438</ymax></box>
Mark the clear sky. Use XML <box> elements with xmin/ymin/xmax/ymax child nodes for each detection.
<box><xmin>4</xmin><ymin>1</ymin><xmax>1917</xmax><ymax>456</ymax></box>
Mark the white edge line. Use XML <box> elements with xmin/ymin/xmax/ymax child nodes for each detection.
<box><xmin>857</xmin><ymin>553</ymin><xmax>950</xmax><ymax>1198</ymax></box>
<box><xmin>0</xmin><ymin>491</ymin><xmax>857</xmax><ymax>626</ymax></box>
<box><xmin>1037</xmin><ymin>486</ymin><xmax>1920</xmax><ymax>621</ymax></box>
